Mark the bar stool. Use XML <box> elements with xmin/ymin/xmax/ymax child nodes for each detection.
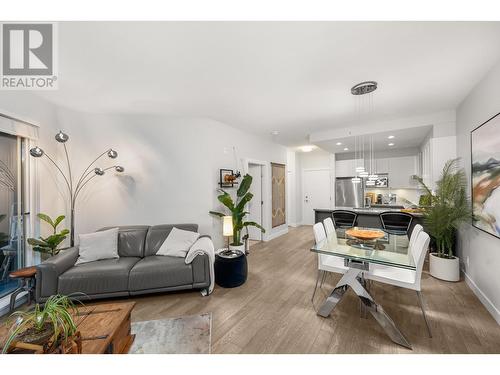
<box><xmin>9</xmin><ymin>266</ymin><xmax>37</xmax><ymax>313</ymax></box>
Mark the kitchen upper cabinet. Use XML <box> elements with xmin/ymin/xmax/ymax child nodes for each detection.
<box><xmin>388</xmin><ymin>156</ymin><xmax>418</xmax><ymax>188</ymax></box>
<box><xmin>419</xmin><ymin>135</ymin><xmax>457</xmax><ymax>189</ymax></box>
<box><xmin>335</xmin><ymin>158</ymin><xmax>363</xmax><ymax>177</ymax></box>
<box><xmin>374</xmin><ymin>158</ymin><xmax>389</xmax><ymax>174</ymax></box>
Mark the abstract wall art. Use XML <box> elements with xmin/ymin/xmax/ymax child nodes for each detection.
<box><xmin>471</xmin><ymin>112</ymin><xmax>500</xmax><ymax>239</ymax></box>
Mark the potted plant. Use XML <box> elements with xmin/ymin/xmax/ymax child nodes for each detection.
<box><xmin>210</xmin><ymin>173</ymin><xmax>265</xmax><ymax>251</ymax></box>
<box><xmin>27</xmin><ymin>213</ymin><xmax>70</xmax><ymax>260</ymax></box>
<box><xmin>414</xmin><ymin>158</ymin><xmax>472</xmax><ymax>281</ymax></box>
<box><xmin>2</xmin><ymin>294</ymin><xmax>79</xmax><ymax>353</ymax></box>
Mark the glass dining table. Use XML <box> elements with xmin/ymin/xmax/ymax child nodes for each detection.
<box><xmin>310</xmin><ymin>228</ymin><xmax>415</xmax><ymax>349</ymax></box>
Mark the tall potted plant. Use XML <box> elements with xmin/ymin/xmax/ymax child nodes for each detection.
<box><xmin>210</xmin><ymin>174</ymin><xmax>265</xmax><ymax>250</ymax></box>
<box><xmin>414</xmin><ymin>158</ymin><xmax>472</xmax><ymax>281</ymax></box>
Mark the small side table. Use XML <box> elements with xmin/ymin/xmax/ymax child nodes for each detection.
<box><xmin>214</xmin><ymin>249</ymin><xmax>248</xmax><ymax>288</ymax></box>
<box><xmin>9</xmin><ymin>266</ymin><xmax>37</xmax><ymax>313</ymax></box>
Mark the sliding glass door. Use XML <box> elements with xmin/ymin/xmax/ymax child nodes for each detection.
<box><xmin>0</xmin><ymin>132</ymin><xmax>25</xmax><ymax>298</ymax></box>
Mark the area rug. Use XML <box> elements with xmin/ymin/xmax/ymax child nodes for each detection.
<box><xmin>129</xmin><ymin>313</ymin><xmax>211</xmax><ymax>354</ymax></box>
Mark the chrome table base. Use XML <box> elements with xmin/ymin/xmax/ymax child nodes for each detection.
<box><xmin>317</xmin><ymin>261</ymin><xmax>412</xmax><ymax>349</ymax></box>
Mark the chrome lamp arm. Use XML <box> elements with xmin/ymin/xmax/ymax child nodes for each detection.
<box><xmin>29</xmin><ymin>131</ymin><xmax>124</xmax><ymax>247</ymax></box>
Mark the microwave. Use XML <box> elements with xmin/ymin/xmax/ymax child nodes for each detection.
<box><xmin>365</xmin><ymin>174</ymin><xmax>389</xmax><ymax>188</ymax></box>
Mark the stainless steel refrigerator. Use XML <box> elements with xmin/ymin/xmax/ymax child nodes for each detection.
<box><xmin>335</xmin><ymin>177</ymin><xmax>364</xmax><ymax>208</ymax></box>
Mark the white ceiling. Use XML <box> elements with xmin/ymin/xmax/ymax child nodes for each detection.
<box><xmin>315</xmin><ymin>125</ymin><xmax>433</xmax><ymax>154</ymax></box>
<box><xmin>36</xmin><ymin>22</ymin><xmax>500</xmax><ymax>146</ymax></box>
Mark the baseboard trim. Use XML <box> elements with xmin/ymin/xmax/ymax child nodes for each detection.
<box><xmin>463</xmin><ymin>270</ymin><xmax>500</xmax><ymax>325</ymax></box>
<box><xmin>264</xmin><ymin>226</ymin><xmax>289</xmax><ymax>241</ymax></box>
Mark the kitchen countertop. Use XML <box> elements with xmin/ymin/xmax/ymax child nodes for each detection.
<box><xmin>314</xmin><ymin>207</ymin><xmax>424</xmax><ymax>217</ymax></box>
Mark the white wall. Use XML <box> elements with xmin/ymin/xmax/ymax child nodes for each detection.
<box><xmin>286</xmin><ymin>150</ymin><xmax>300</xmax><ymax>227</ymax></box>
<box><xmin>297</xmin><ymin>149</ymin><xmax>335</xmax><ymax>224</ymax></box>
<box><xmin>50</xmin><ymin>108</ymin><xmax>287</xmax><ymax>248</ymax></box>
<box><xmin>0</xmin><ymin>93</ymin><xmax>287</xmax><ymax>251</ymax></box>
<box><xmin>456</xmin><ymin>59</ymin><xmax>500</xmax><ymax>324</ymax></box>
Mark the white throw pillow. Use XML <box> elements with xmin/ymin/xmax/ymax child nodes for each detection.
<box><xmin>76</xmin><ymin>228</ymin><xmax>119</xmax><ymax>265</ymax></box>
<box><xmin>156</xmin><ymin>227</ymin><xmax>200</xmax><ymax>257</ymax></box>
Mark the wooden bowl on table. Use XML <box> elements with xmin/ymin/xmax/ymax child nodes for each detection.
<box><xmin>345</xmin><ymin>228</ymin><xmax>385</xmax><ymax>241</ymax></box>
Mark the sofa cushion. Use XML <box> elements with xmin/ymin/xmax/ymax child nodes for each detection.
<box><xmin>76</xmin><ymin>228</ymin><xmax>119</xmax><ymax>265</ymax></box>
<box><xmin>128</xmin><ymin>256</ymin><xmax>193</xmax><ymax>291</ymax></box>
<box><xmin>58</xmin><ymin>257</ymin><xmax>140</xmax><ymax>296</ymax></box>
<box><xmin>144</xmin><ymin>224</ymin><xmax>198</xmax><ymax>257</ymax></box>
<box><xmin>100</xmin><ymin>226</ymin><xmax>149</xmax><ymax>257</ymax></box>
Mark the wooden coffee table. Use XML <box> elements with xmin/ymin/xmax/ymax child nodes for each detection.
<box><xmin>73</xmin><ymin>301</ymin><xmax>135</xmax><ymax>354</ymax></box>
<box><xmin>0</xmin><ymin>301</ymin><xmax>135</xmax><ymax>354</ymax></box>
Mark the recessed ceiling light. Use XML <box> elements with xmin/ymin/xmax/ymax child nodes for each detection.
<box><xmin>271</xmin><ymin>130</ymin><xmax>279</xmax><ymax>136</ymax></box>
<box><xmin>388</xmin><ymin>143</ymin><xmax>395</xmax><ymax>146</ymax></box>
<box><xmin>343</xmin><ymin>147</ymin><xmax>349</xmax><ymax>151</ymax></box>
<box><xmin>300</xmin><ymin>145</ymin><xmax>315</xmax><ymax>153</ymax></box>
<box><xmin>388</xmin><ymin>135</ymin><xmax>395</xmax><ymax>139</ymax></box>
<box><xmin>336</xmin><ymin>142</ymin><xmax>342</xmax><ymax>146</ymax></box>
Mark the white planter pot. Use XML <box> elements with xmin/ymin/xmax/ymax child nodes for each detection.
<box><xmin>229</xmin><ymin>243</ymin><xmax>245</xmax><ymax>252</ymax></box>
<box><xmin>429</xmin><ymin>252</ymin><xmax>460</xmax><ymax>282</ymax></box>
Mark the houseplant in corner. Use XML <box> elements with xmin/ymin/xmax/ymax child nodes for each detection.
<box><xmin>414</xmin><ymin>158</ymin><xmax>472</xmax><ymax>281</ymax></box>
<box><xmin>210</xmin><ymin>173</ymin><xmax>265</xmax><ymax>251</ymax></box>
<box><xmin>27</xmin><ymin>213</ymin><xmax>70</xmax><ymax>260</ymax></box>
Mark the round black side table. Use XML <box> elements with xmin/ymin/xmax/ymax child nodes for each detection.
<box><xmin>214</xmin><ymin>250</ymin><xmax>248</xmax><ymax>288</ymax></box>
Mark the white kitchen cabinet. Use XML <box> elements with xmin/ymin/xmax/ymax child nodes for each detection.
<box><xmin>419</xmin><ymin>135</ymin><xmax>457</xmax><ymax>189</ymax></box>
<box><xmin>388</xmin><ymin>156</ymin><xmax>418</xmax><ymax>188</ymax></box>
<box><xmin>375</xmin><ymin>158</ymin><xmax>389</xmax><ymax>174</ymax></box>
<box><xmin>335</xmin><ymin>158</ymin><xmax>363</xmax><ymax>177</ymax></box>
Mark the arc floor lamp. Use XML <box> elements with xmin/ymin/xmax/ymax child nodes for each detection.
<box><xmin>29</xmin><ymin>130</ymin><xmax>124</xmax><ymax>246</ymax></box>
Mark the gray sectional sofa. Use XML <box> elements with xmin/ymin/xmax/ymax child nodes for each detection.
<box><xmin>35</xmin><ymin>224</ymin><xmax>211</xmax><ymax>302</ymax></box>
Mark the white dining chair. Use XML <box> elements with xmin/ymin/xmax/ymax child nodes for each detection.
<box><xmin>312</xmin><ymin>222</ymin><xmax>347</xmax><ymax>303</ymax></box>
<box><xmin>323</xmin><ymin>217</ymin><xmax>337</xmax><ymax>240</ymax></box>
<box><xmin>408</xmin><ymin>224</ymin><xmax>423</xmax><ymax>254</ymax></box>
<box><xmin>365</xmin><ymin>231</ymin><xmax>432</xmax><ymax>337</ymax></box>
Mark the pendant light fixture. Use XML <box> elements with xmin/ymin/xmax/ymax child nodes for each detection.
<box><xmin>359</xmin><ymin>136</ymin><xmax>368</xmax><ymax>177</ymax></box>
<box><xmin>351</xmin><ymin>136</ymin><xmax>361</xmax><ymax>184</ymax></box>
<box><xmin>351</xmin><ymin>81</ymin><xmax>377</xmax><ymax>181</ymax></box>
<box><xmin>368</xmin><ymin>136</ymin><xmax>378</xmax><ymax>181</ymax></box>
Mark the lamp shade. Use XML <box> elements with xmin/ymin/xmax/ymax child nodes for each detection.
<box><xmin>222</xmin><ymin>216</ymin><xmax>233</xmax><ymax>237</ymax></box>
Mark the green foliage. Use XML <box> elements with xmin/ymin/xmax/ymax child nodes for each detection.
<box><xmin>209</xmin><ymin>174</ymin><xmax>266</xmax><ymax>246</ymax></box>
<box><xmin>2</xmin><ymin>294</ymin><xmax>79</xmax><ymax>353</ymax></box>
<box><xmin>415</xmin><ymin>159</ymin><xmax>472</xmax><ymax>258</ymax></box>
<box><xmin>27</xmin><ymin>213</ymin><xmax>69</xmax><ymax>257</ymax></box>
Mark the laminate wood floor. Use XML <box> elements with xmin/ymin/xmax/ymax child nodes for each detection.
<box><xmin>130</xmin><ymin>225</ymin><xmax>500</xmax><ymax>353</ymax></box>
<box><xmin>6</xmin><ymin>226</ymin><xmax>495</xmax><ymax>354</ymax></box>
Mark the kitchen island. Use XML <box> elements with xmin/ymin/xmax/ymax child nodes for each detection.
<box><xmin>314</xmin><ymin>207</ymin><xmax>423</xmax><ymax>233</ymax></box>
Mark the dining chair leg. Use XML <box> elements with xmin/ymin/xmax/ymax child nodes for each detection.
<box><xmin>416</xmin><ymin>291</ymin><xmax>432</xmax><ymax>338</ymax></box>
<box><xmin>320</xmin><ymin>270</ymin><xmax>327</xmax><ymax>288</ymax></box>
<box><xmin>311</xmin><ymin>270</ymin><xmax>323</xmax><ymax>304</ymax></box>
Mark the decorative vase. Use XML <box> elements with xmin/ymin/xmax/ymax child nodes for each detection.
<box><xmin>229</xmin><ymin>243</ymin><xmax>245</xmax><ymax>252</ymax></box>
<box><xmin>429</xmin><ymin>253</ymin><xmax>460</xmax><ymax>282</ymax></box>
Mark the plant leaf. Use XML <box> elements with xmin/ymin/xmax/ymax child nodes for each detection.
<box><xmin>53</xmin><ymin>215</ymin><xmax>65</xmax><ymax>229</ymax></box>
<box><xmin>237</xmin><ymin>174</ymin><xmax>253</xmax><ymax>197</ymax></box>
<box><xmin>243</xmin><ymin>221</ymin><xmax>266</xmax><ymax>233</ymax></box>
<box><xmin>209</xmin><ymin>211</ymin><xmax>225</xmax><ymax>217</ymax></box>
<box><xmin>235</xmin><ymin>192</ymin><xmax>253</xmax><ymax>212</ymax></box>
<box><xmin>217</xmin><ymin>191</ymin><xmax>235</xmax><ymax>211</ymax></box>
<box><xmin>37</xmin><ymin>213</ymin><xmax>55</xmax><ymax>228</ymax></box>
<box><xmin>27</xmin><ymin>238</ymin><xmax>49</xmax><ymax>247</ymax></box>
